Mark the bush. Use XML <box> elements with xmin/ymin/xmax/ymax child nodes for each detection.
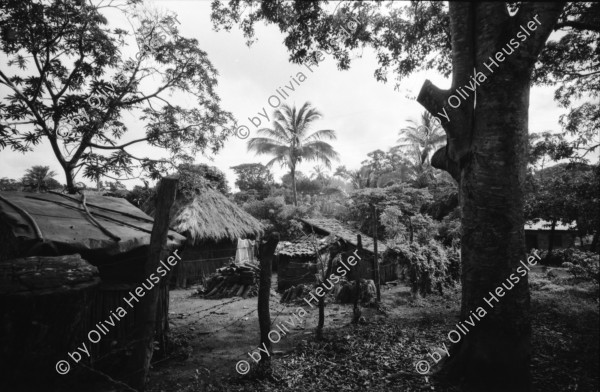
<box><xmin>437</xmin><ymin>207</ymin><xmax>461</xmax><ymax>246</ymax></box>
<box><xmin>534</xmin><ymin>247</ymin><xmax>598</xmax><ymax>271</ymax></box>
<box><xmin>561</xmin><ymin>250</ymin><xmax>599</xmax><ymax>283</ymax></box>
<box><xmin>391</xmin><ymin>240</ymin><xmax>455</xmax><ymax>296</ymax></box>
<box><xmin>536</xmin><ymin>248</ymin><xmax>575</xmax><ymax>266</ymax></box>
<box><xmin>242</xmin><ymin>196</ymin><xmax>316</xmax><ymax>240</ymax></box>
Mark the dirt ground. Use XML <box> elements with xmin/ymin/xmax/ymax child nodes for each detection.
<box><xmin>147</xmin><ymin>274</ymin><xmax>420</xmax><ymax>391</ymax></box>
<box><xmin>145</xmin><ymin>266</ymin><xmax>598</xmax><ymax>392</ymax></box>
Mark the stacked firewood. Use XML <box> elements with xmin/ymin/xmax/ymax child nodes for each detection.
<box><xmin>201</xmin><ymin>263</ymin><xmax>260</xmax><ymax>299</ymax></box>
<box><xmin>279</xmin><ymin>283</ymin><xmax>313</xmax><ymax>304</ymax></box>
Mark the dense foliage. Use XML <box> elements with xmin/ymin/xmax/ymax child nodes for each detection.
<box><xmin>389</xmin><ymin>239</ymin><xmax>458</xmax><ymax>296</ymax></box>
<box><xmin>242</xmin><ymin>196</ymin><xmax>317</xmax><ymax>240</ymax></box>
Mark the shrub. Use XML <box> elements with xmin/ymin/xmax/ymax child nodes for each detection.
<box><xmin>437</xmin><ymin>207</ymin><xmax>461</xmax><ymax>246</ymax></box>
<box><xmin>533</xmin><ymin>247</ymin><xmax>599</xmax><ymax>274</ymax></box>
<box><xmin>391</xmin><ymin>240</ymin><xmax>455</xmax><ymax>296</ymax></box>
<box><xmin>561</xmin><ymin>250</ymin><xmax>599</xmax><ymax>283</ymax></box>
<box><xmin>242</xmin><ymin>196</ymin><xmax>316</xmax><ymax>240</ymax></box>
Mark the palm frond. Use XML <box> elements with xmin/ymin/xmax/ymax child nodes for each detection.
<box><xmin>247</xmin><ymin>138</ymin><xmax>288</xmax><ymax>155</ymax></box>
<box><xmin>303</xmin><ymin>129</ymin><xmax>337</xmax><ymax>143</ymax></box>
<box><xmin>255</xmin><ymin>126</ymin><xmax>291</xmax><ymax>144</ymax></box>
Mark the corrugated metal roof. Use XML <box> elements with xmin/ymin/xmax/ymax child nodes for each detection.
<box><xmin>524</xmin><ymin>219</ymin><xmax>577</xmax><ymax>231</ymax></box>
<box><xmin>275</xmin><ymin>236</ymin><xmax>329</xmax><ymax>257</ymax></box>
<box><xmin>0</xmin><ymin>191</ymin><xmax>185</xmax><ymax>256</ymax></box>
<box><xmin>300</xmin><ymin>217</ymin><xmax>388</xmax><ymax>254</ymax></box>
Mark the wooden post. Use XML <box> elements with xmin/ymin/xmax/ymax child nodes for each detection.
<box><xmin>372</xmin><ymin>204</ymin><xmax>381</xmax><ymax>301</ymax></box>
<box><xmin>128</xmin><ymin>176</ymin><xmax>178</xmax><ymax>391</ymax></box>
<box><xmin>258</xmin><ymin>233</ymin><xmax>279</xmax><ymax>367</ymax></box>
<box><xmin>352</xmin><ymin>234</ymin><xmax>362</xmax><ymax>324</ymax></box>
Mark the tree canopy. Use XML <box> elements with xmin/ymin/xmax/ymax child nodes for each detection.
<box><xmin>211</xmin><ymin>1</ymin><xmax>598</xmax><ymax>161</ymax></box>
<box><xmin>0</xmin><ymin>0</ymin><xmax>234</xmax><ymax>191</ymax></box>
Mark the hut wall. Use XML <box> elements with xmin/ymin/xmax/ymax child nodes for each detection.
<box><xmin>0</xmin><ymin>255</ymin><xmax>100</xmax><ymax>387</ymax></box>
<box><xmin>174</xmin><ymin>239</ymin><xmax>237</xmax><ymax>287</ymax></box>
<box><xmin>525</xmin><ymin>230</ymin><xmax>576</xmax><ymax>251</ymax></box>
<box><xmin>342</xmin><ymin>247</ymin><xmax>395</xmax><ymax>283</ymax></box>
<box><xmin>83</xmin><ymin>281</ymin><xmax>171</xmax><ymax>373</ymax></box>
<box><xmin>345</xmin><ymin>247</ymin><xmax>373</xmax><ymax>281</ymax></box>
<box><xmin>277</xmin><ymin>254</ymin><xmax>319</xmax><ymax>291</ymax></box>
<box><xmin>379</xmin><ymin>262</ymin><xmax>398</xmax><ymax>283</ymax></box>
<box><xmin>0</xmin><ymin>219</ymin><xmax>21</xmax><ymax>262</ymax></box>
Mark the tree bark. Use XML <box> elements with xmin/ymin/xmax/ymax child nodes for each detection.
<box><xmin>63</xmin><ymin>164</ymin><xmax>77</xmax><ymax>194</ymax></box>
<box><xmin>418</xmin><ymin>3</ymin><xmax>564</xmax><ymax>391</ymax></box>
<box><xmin>127</xmin><ymin>177</ymin><xmax>178</xmax><ymax>391</ymax></box>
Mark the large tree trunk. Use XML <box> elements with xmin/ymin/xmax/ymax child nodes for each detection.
<box><xmin>418</xmin><ymin>3</ymin><xmax>564</xmax><ymax>391</ymax></box>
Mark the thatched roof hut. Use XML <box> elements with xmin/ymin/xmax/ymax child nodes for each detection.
<box><xmin>169</xmin><ymin>187</ymin><xmax>264</xmax><ymax>287</ymax></box>
<box><xmin>171</xmin><ymin>187</ymin><xmax>263</xmax><ymax>244</ymax></box>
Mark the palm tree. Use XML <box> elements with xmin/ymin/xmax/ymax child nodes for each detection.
<box><xmin>310</xmin><ymin>165</ymin><xmax>330</xmax><ymax>188</ymax></box>
<box><xmin>248</xmin><ymin>102</ymin><xmax>339</xmax><ymax>205</ymax></box>
<box><xmin>22</xmin><ymin>165</ymin><xmax>57</xmax><ymax>192</ymax></box>
<box><xmin>398</xmin><ymin>111</ymin><xmax>446</xmax><ymax>185</ymax></box>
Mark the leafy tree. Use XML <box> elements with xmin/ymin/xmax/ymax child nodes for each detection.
<box><xmin>247</xmin><ymin>102</ymin><xmax>339</xmax><ymax>206</ymax></box>
<box><xmin>242</xmin><ymin>196</ymin><xmax>316</xmax><ymax>240</ymax></box>
<box><xmin>528</xmin><ymin>132</ymin><xmax>576</xmax><ymax>168</ymax></box>
<box><xmin>343</xmin><ymin>183</ymin><xmax>432</xmax><ymax>239</ymax></box>
<box><xmin>310</xmin><ymin>164</ymin><xmax>330</xmax><ymax>188</ymax></box>
<box><xmin>0</xmin><ymin>0</ymin><xmax>233</xmax><ymax>193</ymax></box>
<box><xmin>125</xmin><ymin>183</ymin><xmax>155</xmax><ymax>212</ymax></box>
<box><xmin>0</xmin><ymin>177</ymin><xmax>21</xmax><ymax>191</ymax></box>
<box><xmin>177</xmin><ymin>163</ymin><xmax>229</xmax><ymax>199</ymax></box>
<box><xmin>211</xmin><ymin>2</ymin><xmax>597</xmax><ymax>389</ymax></box>
<box><xmin>336</xmin><ymin>149</ymin><xmax>411</xmax><ymax>190</ymax></box>
<box><xmin>295</xmin><ymin>176</ymin><xmax>323</xmax><ymax>195</ymax></box>
<box><xmin>101</xmin><ymin>180</ymin><xmax>129</xmax><ymax>198</ymax></box>
<box><xmin>334</xmin><ymin>165</ymin><xmax>365</xmax><ymax>189</ymax></box>
<box><xmin>230</xmin><ymin>163</ymin><xmax>274</xmax><ymax>197</ymax></box>
<box><xmin>525</xmin><ymin>162</ymin><xmax>598</xmax><ymax>253</ymax></box>
<box><xmin>21</xmin><ymin>165</ymin><xmax>61</xmax><ymax>192</ymax></box>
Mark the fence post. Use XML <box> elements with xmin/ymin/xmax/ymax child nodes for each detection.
<box><xmin>372</xmin><ymin>204</ymin><xmax>381</xmax><ymax>301</ymax></box>
<box><xmin>257</xmin><ymin>233</ymin><xmax>279</xmax><ymax>368</ymax></box>
<box><xmin>127</xmin><ymin>176</ymin><xmax>178</xmax><ymax>391</ymax></box>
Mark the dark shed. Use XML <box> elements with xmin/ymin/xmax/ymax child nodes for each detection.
<box><xmin>0</xmin><ymin>191</ymin><xmax>185</xmax><ymax>375</ymax></box>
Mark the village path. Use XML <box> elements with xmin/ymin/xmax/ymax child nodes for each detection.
<box><xmin>147</xmin><ymin>274</ymin><xmax>421</xmax><ymax>390</ymax></box>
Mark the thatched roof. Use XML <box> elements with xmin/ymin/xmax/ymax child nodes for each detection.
<box><xmin>171</xmin><ymin>187</ymin><xmax>263</xmax><ymax>244</ymax></box>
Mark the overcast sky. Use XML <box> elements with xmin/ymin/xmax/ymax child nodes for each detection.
<box><xmin>0</xmin><ymin>0</ymin><xmax>570</xmax><ymax>191</ymax></box>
